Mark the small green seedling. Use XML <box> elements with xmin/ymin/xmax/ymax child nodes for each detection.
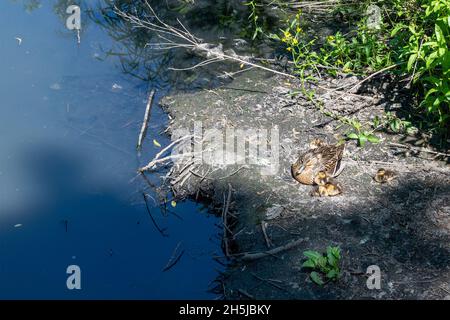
<box><xmin>302</xmin><ymin>246</ymin><xmax>341</xmax><ymax>286</ymax></box>
<box><xmin>344</xmin><ymin>118</ymin><xmax>380</xmax><ymax>147</ymax></box>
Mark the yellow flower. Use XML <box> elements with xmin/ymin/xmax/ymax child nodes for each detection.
<box><xmin>283</xmin><ymin>31</ymin><xmax>292</xmax><ymax>39</ymax></box>
<box><xmin>292</xmin><ymin>38</ymin><xmax>299</xmax><ymax>45</ymax></box>
<box><xmin>296</xmin><ymin>27</ymin><xmax>302</xmax><ymax>33</ymax></box>
<box><xmin>327</xmin><ymin>35</ymin><xmax>335</xmax><ymax>42</ymax></box>
<box><xmin>287</xmin><ymin>47</ymin><xmax>292</xmax><ymax>52</ymax></box>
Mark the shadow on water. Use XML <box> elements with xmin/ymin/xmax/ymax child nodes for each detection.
<box><xmin>0</xmin><ymin>145</ymin><xmax>220</xmax><ymax>299</ymax></box>
<box><xmin>0</xmin><ymin>0</ymin><xmax>244</xmax><ymax>298</ymax></box>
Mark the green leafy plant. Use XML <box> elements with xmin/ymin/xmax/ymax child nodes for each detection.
<box><xmin>276</xmin><ymin>0</ymin><xmax>450</xmax><ymax>137</ymax></box>
<box><xmin>245</xmin><ymin>0</ymin><xmax>264</xmax><ymax>40</ymax></box>
<box><xmin>381</xmin><ymin>112</ymin><xmax>418</xmax><ymax>134</ymax></box>
<box><xmin>394</xmin><ymin>0</ymin><xmax>450</xmax><ymax>130</ymax></box>
<box><xmin>345</xmin><ymin>118</ymin><xmax>381</xmax><ymax>147</ymax></box>
<box><xmin>302</xmin><ymin>246</ymin><xmax>341</xmax><ymax>286</ymax></box>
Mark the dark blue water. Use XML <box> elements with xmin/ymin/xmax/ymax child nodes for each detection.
<box><xmin>0</xmin><ymin>1</ymin><xmax>221</xmax><ymax>299</ymax></box>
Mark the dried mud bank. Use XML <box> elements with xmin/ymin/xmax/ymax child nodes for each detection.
<box><xmin>159</xmin><ymin>69</ymin><xmax>450</xmax><ymax>299</ymax></box>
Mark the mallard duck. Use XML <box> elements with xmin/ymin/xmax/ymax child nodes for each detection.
<box><xmin>309</xmin><ymin>138</ymin><xmax>327</xmax><ymax>149</ymax></box>
<box><xmin>292</xmin><ymin>142</ymin><xmax>345</xmax><ymax>185</ymax></box>
<box><xmin>311</xmin><ymin>182</ymin><xmax>343</xmax><ymax>197</ymax></box>
<box><xmin>374</xmin><ymin>168</ymin><xmax>396</xmax><ymax>183</ymax></box>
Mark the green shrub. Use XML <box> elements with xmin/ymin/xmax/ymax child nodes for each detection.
<box><xmin>302</xmin><ymin>246</ymin><xmax>341</xmax><ymax>286</ymax></box>
<box><xmin>274</xmin><ymin>0</ymin><xmax>450</xmax><ymax>134</ymax></box>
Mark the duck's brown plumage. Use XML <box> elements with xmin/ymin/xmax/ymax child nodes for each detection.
<box><xmin>292</xmin><ymin>143</ymin><xmax>345</xmax><ymax>185</ymax></box>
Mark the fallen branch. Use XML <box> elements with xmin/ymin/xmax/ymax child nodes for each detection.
<box><xmin>250</xmin><ymin>272</ymin><xmax>286</xmax><ymax>292</ymax></box>
<box><xmin>240</xmin><ymin>238</ymin><xmax>305</xmax><ymax>261</ymax></box>
<box><xmin>139</xmin><ymin>135</ymin><xmax>192</xmax><ymax>172</ymax></box>
<box><xmin>335</xmin><ymin>63</ymin><xmax>401</xmax><ymax>100</ymax></box>
<box><xmin>137</xmin><ymin>89</ymin><xmax>156</xmax><ymax>150</ymax></box>
<box><xmin>114</xmin><ymin>2</ymin><xmax>294</xmax><ymax>78</ymax></box>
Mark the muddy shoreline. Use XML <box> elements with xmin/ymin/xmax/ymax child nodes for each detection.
<box><xmin>158</xmin><ymin>69</ymin><xmax>450</xmax><ymax>299</ymax></box>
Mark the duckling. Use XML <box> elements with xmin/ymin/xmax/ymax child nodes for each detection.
<box><xmin>313</xmin><ymin>170</ymin><xmax>329</xmax><ymax>186</ymax></box>
<box><xmin>292</xmin><ymin>142</ymin><xmax>345</xmax><ymax>185</ymax></box>
<box><xmin>310</xmin><ymin>181</ymin><xmax>343</xmax><ymax>197</ymax></box>
<box><xmin>374</xmin><ymin>168</ymin><xmax>396</xmax><ymax>184</ymax></box>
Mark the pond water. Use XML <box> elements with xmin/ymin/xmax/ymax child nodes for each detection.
<box><xmin>0</xmin><ymin>0</ymin><xmax>227</xmax><ymax>299</ymax></box>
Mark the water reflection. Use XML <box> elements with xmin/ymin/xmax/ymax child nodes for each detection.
<box><xmin>0</xmin><ymin>0</ymin><xmax>222</xmax><ymax>298</ymax></box>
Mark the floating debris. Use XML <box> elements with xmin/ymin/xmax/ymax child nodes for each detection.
<box><xmin>153</xmin><ymin>139</ymin><xmax>161</xmax><ymax>148</ymax></box>
<box><xmin>111</xmin><ymin>83</ymin><xmax>122</xmax><ymax>91</ymax></box>
<box><xmin>49</xmin><ymin>83</ymin><xmax>61</xmax><ymax>90</ymax></box>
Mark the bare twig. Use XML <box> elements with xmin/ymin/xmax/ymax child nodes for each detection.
<box><xmin>139</xmin><ymin>135</ymin><xmax>192</xmax><ymax>172</ymax></box>
<box><xmin>240</xmin><ymin>238</ymin><xmax>305</xmax><ymax>261</ymax></box>
<box><xmin>237</xmin><ymin>289</ymin><xmax>254</xmax><ymax>300</ymax></box>
<box><xmin>137</xmin><ymin>89</ymin><xmax>156</xmax><ymax>150</ymax></box>
<box><xmin>142</xmin><ymin>193</ymin><xmax>168</xmax><ymax>237</ymax></box>
<box><xmin>250</xmin><ymin>272</ymin><xmax>286</xmax><ymax>292</ymax></box>
<box><xmin>222</xmin><ymin>184</ymin><xmax>233</xmax><ymax>258</ymax></box>
<box><xmin>114</xmin><ymin>3</ymin><xmax>294</xmax><ymax>78</ymax></box>
<box><xmin>389</xmin><ymin>142</ymin><xmax>450</xmax><ymax>157</ymax></box>
<box><xmin>335</xmin><ymin>63</ymin><xmax>401</xmax><ymax>100</ymax></box>
<box><xmin>261</xmin><ymin>221</ymin><xmax>273</xmax><ymax>248</ymax></box>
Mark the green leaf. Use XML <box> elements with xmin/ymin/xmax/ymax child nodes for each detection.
<box><xmin>327</xmin><ymin>250</ymin><xmax>337</xmax><ymax>267</ymax></box>
<box><xmin>391</xmin><ymin>24</ymin><xmax>405</xmax><ymax>37</ymax></box>
<box><xmin>302</xmin><ymin>259</ymin><xmax>316</xmax><ymax>268</ymax></box>
<box><xmin>331</xmin><ymin>247</ymin><xmax>341</xmax><ymax>260</ymax></box>
<box><xmin>310</xmin><ymin>272</ymin><xmax>324</xmax><ymax>286</ymax></box>
<box><xmin>435</xmin><ymin>24</ymin><xmax>445</xmax><ymax>44</ymax></box>
<box><xmin>347</xmin><ymin>132</ymin><xmax>359</xmax><ymax>140</ymax></box>
<box><xmin>303</xmin><ymin>250</ymin><xmax>322</xmax><ymax>260</ymax></box>
<box><xmin>407</xmin><ymin>53</ymin><xmax>418</xmax><ymax>71</ymax></box>
<box><xmin>426</xmin><ymin>51</ymin><xmax>439</xmax><ymax>68</ymax></box>
<box><xmin>373</xmin><ymin>116</ymin><xmax>380</xmax><ymax>128</ymax></box>
<box><xmin>367</xmin><ymin>134</ymin><xmax>380</xmax><ymax>143</ymax></box>
<box><xmin>390</xmin><ymin>119</ymin><xmax>400</xmax><ymax>132</ymax></box>
<box><xmin>326</xmin><ymin>269</ymin><xmax>339</xmax><ymax>280</ymax></box>
<box><xmin>327</xmin><ymin>246</ymin><xmax>341</xmax><ymax>266</ymax></box>
<box><xmin>317</xmin><ymin>256</ymin><xmax>328</xmax><ymax>269</ymax></box>
<box><xmin>358</xmin><ymin>135</ymin><xmax>367</xmax><ymax>147</ymax></box>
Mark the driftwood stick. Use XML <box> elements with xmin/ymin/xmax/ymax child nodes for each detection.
<box><xmin>137</xmin><ymin>89</ymin><xmax>156</xmax><ymax>150</ymax></box>
<box><xmin>240</xmin><ymin>238</ymin><xmax>305</xmax><ymax>261</ymax></box>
